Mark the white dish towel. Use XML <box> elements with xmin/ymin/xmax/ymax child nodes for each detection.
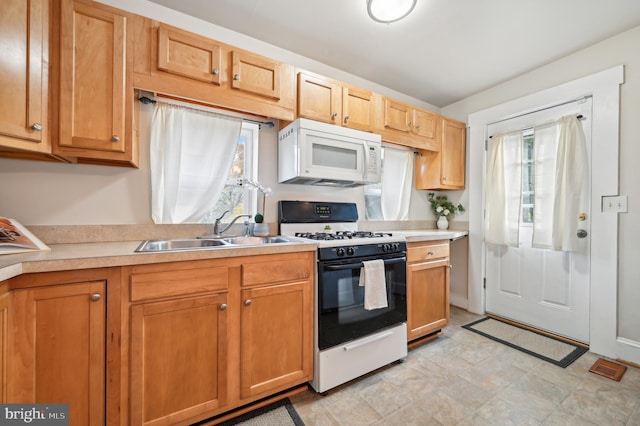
<box><xmin>359</xmin><ymin>259</ymin><xmax>388</xmax><ymax>310</ymax></box>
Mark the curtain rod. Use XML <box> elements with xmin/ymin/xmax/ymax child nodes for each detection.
<box><xmin>486</xmin><ymin>95</ymin><xmax>591</xmax><ymax>129</ymax></box>
<box><xmin>489</xmin><ymin>114</ymin><xmax>586</xmax><ymax>139</ymax></box>
<box><xmin>137</xmin><ymin>96</ymin><xmax>275</xmax><ymax>129</ymax></box>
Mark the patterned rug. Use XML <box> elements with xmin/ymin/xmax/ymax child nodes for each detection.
<box><xmin>216</xmin><ymin>398</ymin><xmax>304</xmax><ymax>426</ymax></box>
<box><xmin>462</xmin><ymin>317</ymin><xmax>588</xmax><ymax>367</ymax></box>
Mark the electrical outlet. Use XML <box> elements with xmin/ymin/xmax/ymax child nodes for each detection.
<box><xmin>601</xmin><ymin>195</ymin><xmax>628</xmax><ymax>213</ymax></box>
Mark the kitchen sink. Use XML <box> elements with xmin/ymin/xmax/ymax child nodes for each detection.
<box><xmin>135</xmin><ymin>236</ymin><xmax>296</xmax><ymax>252</ymax></box>
<box><xmin>223</xmin><ymin>236</ymin><xmax>291</xmax><ymax>245</ymax></box>
<box><xmin>135</xmin><ymin>238</ymin><xmax>230</xmax><ymax>252</ymax></box>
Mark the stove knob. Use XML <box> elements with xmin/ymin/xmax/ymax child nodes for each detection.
<box><xmin>336</xmin><ymin>248</ymin><xmax>345</xmax><ymax>257</ymax></box>
<box><xmin>383</xmin><ymin>244</ymin><xmax>391</xmax><ymax>252</ymax></box>
<box><xmin>347</xmin><ymin>247</ymin><xmax>355</xmax><ymax>256</ymax></box>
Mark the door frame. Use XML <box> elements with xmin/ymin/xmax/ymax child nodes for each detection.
<box><xmin>467</xmin><ymin>66</ymin><xmax>636</xmax><ymax>362</ymax></box>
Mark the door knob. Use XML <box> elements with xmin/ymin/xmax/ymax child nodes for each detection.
<box><xmin>577</xmin><ymin>229</ymin><xmax>588</xmax><ymax>238</ymax></box>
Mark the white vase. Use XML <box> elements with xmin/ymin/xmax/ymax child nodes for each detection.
<box><xmin>437</xmin><ymin>216</ymin><xmax>449</xmax><ymax>230</ymax></box>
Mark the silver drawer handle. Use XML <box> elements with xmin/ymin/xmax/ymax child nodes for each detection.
<box><xmin>427</xmin><ymin>251</ymin><xmax>435</xmax><ymax>255</ymax></box>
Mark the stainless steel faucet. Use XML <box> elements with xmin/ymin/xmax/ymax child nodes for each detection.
<box><xmin>212</xmin><ymin>210</ymin><xmax>252</xmax><ymax>237</ymax></box>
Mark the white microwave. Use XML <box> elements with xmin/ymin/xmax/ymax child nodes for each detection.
<box><xmin>278</xmin><ymin>118</ymin><xmax>382</xmax><ymax>187</ymax></box>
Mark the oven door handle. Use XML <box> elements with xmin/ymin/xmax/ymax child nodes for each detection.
<box><xmin>322</xmin><ymin>256</ymin><xmax>406</xmax><ymax>271</ymax></box>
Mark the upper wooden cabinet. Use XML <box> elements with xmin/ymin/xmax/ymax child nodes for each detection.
<box><xmin>415</xmin><ymin>116</ymin><xmax>466</xmax><ymax>190</ymax></box>
<box><xmin>55</xmin><ymin>0</ymin><xmax>138</xmax><ymax>167</ymax></box>
<box><xmin>231</xmin><ymin>50</ymin><xmax>281</xmax><ymax>99</ymax></box>
<box><xmin>376</xmin><ymin>97</ymin><xmax>439</xmax><ymax>150</ymax></box>
<box><xmin>297</xmin><ymin>71</ymin><xmax>374</xmax><ymax>131</ymax></box>
<box><xmin>157</xmin><ymin>24</ymin><xmax>222</xmax><ymax>84</ymax></box>
<box><xmin>0</xmin><ymin>0</ymin><xmax>57</xmax><ymax>161</ymax></box>
<box><xmin>133</xmin><ymin>19</ymin><xmax>295</xmax><ymax>121</ymax></box>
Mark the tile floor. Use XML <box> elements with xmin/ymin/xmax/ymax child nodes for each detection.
<box><xmin>290</xmin><ymin>307</ymin><xmax>640</xmax><ymax>425</ymax></box>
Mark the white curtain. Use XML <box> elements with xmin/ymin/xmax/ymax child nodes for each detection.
<box><xmin>532</xmin><ymin>116</ymin><xmax>588</xmax><ymax>250</ymax></box>
<box><xmin>381</xmin><ymin>147</ymin><xmax>414</xmax><ymax>220</ymax></box>
<box><xmin>150</xmin><ymin>103</ymin><xmax>242</xmax><ymax>224</ymax></box>
<box><xmin>485</xmin><ymin>131</ymin><xmax>522</xmax><ymax>246</ymax></box>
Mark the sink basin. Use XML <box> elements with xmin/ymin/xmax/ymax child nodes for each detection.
<box><xmin>223</xmin><ymin>236</ymin><xmax>291</xmax><ymax>245</ymax></box>
<box><xmin>135</xmin><ymin>238</ymin><xmax>230</xmax><ymax>252</ymax></box>
<box><xmin>135</xmin><ymin>236</ymin><xmax>295</xmax><ymax>252</ymax></box>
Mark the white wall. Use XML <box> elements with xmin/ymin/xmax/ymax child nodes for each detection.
<box><xmin>442</xmin><ymin>26</ymin><xmax>640</xmax><ymax>345</ymax></box>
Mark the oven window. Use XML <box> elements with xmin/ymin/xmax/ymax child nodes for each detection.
<box><xmin>318</xmin><ymin>255</ymin><xmax>407</xmax><ymax>350</ymax></box>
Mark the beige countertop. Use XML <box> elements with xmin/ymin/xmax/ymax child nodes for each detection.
<box><xmin>385</xmin><ymin>229</ymin><xmax>468</xmax><ymax>242</ymax></box>
<box><xmin>0</xmin><ymin>239</ymin><xmax>317</xmax><ymax>282</ymax></box>
<box><xmin>0</xmin><ymin>227</ymin><xmax>468</xmax><ymax>282</ymax></box>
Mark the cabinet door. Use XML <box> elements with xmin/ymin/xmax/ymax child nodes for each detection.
<box><xmin>0</xmin><ymin>0</ymin><xmax>49</xmax><ymax>153</ymax></box>
<box><xmin>240</xmin><ymin>281</ymin><xmax>312</xmax><ymax>399</ymax></box>
<box><xmin>157</xmin><ymin>24</ymin><xmax>222</xmax><ymax>84</ymax></box>
<box><xmin>413</xmin><ymin>108</ymin><xmax>437</xmax><ymax>139</ymax></box>
<box><xmin>57</xmin><ymin>0</ymin><xmax>132</xmax><ymax>161</ymax></box>
<box><xmin>10</xmin><ymin>282</ymin><xmax>106</xmax><ymax>426</ymax></box>
<box><xmin>342</xmin><ymin>86</ymin><xmax>373</xmax><ymax>131</ymax></box>
<box><xmin>231</xmin><ymin>50</ymin><xmax>281</xmax><ymax>99</ymax></box>
<box><xmin>297</xmin><ymin>72</ymin><xmax>342</xmax><ymax>124</ymax></box>
<box><xmin>407</xmin><ymin>259</ymin><xmax>450</xmax><ymax>341</ymax></box>
<box><xmin>130</xmin><ymin>294</ymin><xmax>228</xmax><ymax>426</ymax></box>
<box><xmin>383</xmin><ymin>98</ymin><xmax>411</xmax><ymax>133</ymax></box>
<box><xmin>441</xmin><ymin>118</ymin><xmax>466</xmax><ymax>188</ymax></box>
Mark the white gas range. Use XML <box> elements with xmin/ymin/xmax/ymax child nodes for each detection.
<box><xmin>278</xmin><ymin>201</ymin><xmax>408</xmax><ymax>393</ymax></box>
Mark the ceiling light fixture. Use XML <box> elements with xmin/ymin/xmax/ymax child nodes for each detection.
<box><xmin>367</xmin><ymin>0</ymin><xmax>417</xmax><ymax>24</ymax></box>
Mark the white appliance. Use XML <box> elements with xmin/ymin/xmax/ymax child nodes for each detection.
<box><xmin>278</xmin><ymin>201</ymin><xmax>407</xmax><ymax>393</ymax></box>
<box><xmin>278</xmin><ymin>118</ymin><xmax>382</xmax><ymax>187</ymax></box>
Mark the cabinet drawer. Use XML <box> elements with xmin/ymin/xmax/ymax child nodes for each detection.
<box><xmin>130</xmin><ymin>267</ymin><xmax>228</xmax><ymax>302</ymax></box>
<box><xmin>407</xmin><ymin>241</ymin><xmax>449</xmax><ymax>263</ymax></box>
<box><xmin>242</xmin><ymin>255</ymin><xmax>312</xmax><ymax>287</ymax></box>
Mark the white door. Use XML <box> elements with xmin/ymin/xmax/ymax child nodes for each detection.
<box><xmin>485</xmin><ymin>99</ymin><xmax>592</xmax><ymax>344</ymax></box>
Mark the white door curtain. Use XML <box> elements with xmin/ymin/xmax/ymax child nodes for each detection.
<box><xmin>150</xmin><ymin>102</ymin><xmax>242</xmax><ymax>224</ymax></box>
<box><xmin>485</xmin><ymin>115</ymin><xmax>588</xmax><ymax>251</ymax></box>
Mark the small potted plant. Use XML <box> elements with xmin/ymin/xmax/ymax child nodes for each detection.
<box><xmin>428</xmin><ymin>193</ymin><xmax>464</xmax><ymax>230</ymax></box>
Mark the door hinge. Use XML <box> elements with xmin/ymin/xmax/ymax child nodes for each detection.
<box><xmin>485</xmin><ymin>139</ymin><xmax>488</xmax><ymax>150</ymax></box>
<box><xmin>483</xmin><ymin>277</ymin><xmax>486</xmax><ymax>289</ymax></box>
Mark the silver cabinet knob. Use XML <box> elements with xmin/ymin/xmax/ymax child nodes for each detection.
<box><xmin>244</xmin><ymin>299</ymin><xmax>252</xmax><ymax>306</ymax></box>
<box><xmin>415</xmin><ymin>125</ymin><xmax>421</xmax><ymax>130</ymax></box>
<box><xmin>234</xmin><ymin>74</ymin><xmax>240</xmax><ymax>80</ymax></box>
<box><xmin>111</xmin><ymin>135</ymin><xmax>120</xmax><ymax>142</ymax></box>
<box><xmin>577</xmin><ymin>229</ymin><xmax>588</xmax><ymax>238</ymax></box>
<box><xmin>219</xmin><ymin>303</ymin><xmax>227</xmax><ymax>311</ymax></box>
<box><xmin>31</xmin><ymin>123</ymin><xmax>43</xmax><ymax>131</ymax></box>
<box><xmin>90</xmin><ymin>293</ymin><xmax>101</xmax><ymax>302</ymax></box>
<box><xmin>212</xmin><ymin>68</ymin><xmax>219</xmax><ymax>75</ymax></box>
<box><xmin>344</xmin><ymin>115</ymin><xmax>349</xmax><ymax>123</ymax></box>
<box><xmin>407</xmin><ymin>121</ymin><xmax>412</xmax><ymax>127</ymax></box>
<box><xmin>331</xmin><ymin>112</ymin><xmax>337</xmax><ymax>119</ymax></box>
<box><xmin>449</xmin><ymin>264</ymin><xmax>453</xmax><ymax>270</ymax></box>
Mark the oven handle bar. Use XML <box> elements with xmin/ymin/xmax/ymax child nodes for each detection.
<box><xmin>343</xmin><ymin>330</ymin><xmax>395</xmax><ymax>351</ymax></box>
<box><xmin>322</xmin><ymin>256</ymin><xmax>406</xmax><ymax>271</ymax></box>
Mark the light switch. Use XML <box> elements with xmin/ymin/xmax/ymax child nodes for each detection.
<box><xmin>601</xmin><ymin>195</ymin><xmax>628</xmax><ymax>213</ymax></box>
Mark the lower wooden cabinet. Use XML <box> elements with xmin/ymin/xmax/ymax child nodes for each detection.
<box><xmin>129</xmin><ymin>294</ymin><xmax>228</xmax><ymax>426</ymax></box>
<box><xmin>125</xmin><ymin>252</ymin><xmax>314</xmax><ymax>425</ymax></box>
<box><xmin>406</xmin><ymin>240</ymin><xmax>451</xmax><ymax>341</ymax></box>
<box><xmin>8</xmin><ymin>276</ymin><xmax>110</xmax><ymax>426</ymax></box>
<box><xmin>240</xmin><ymin>281</ymin><xmax>312</xmax><ymax>399</ymax></box>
